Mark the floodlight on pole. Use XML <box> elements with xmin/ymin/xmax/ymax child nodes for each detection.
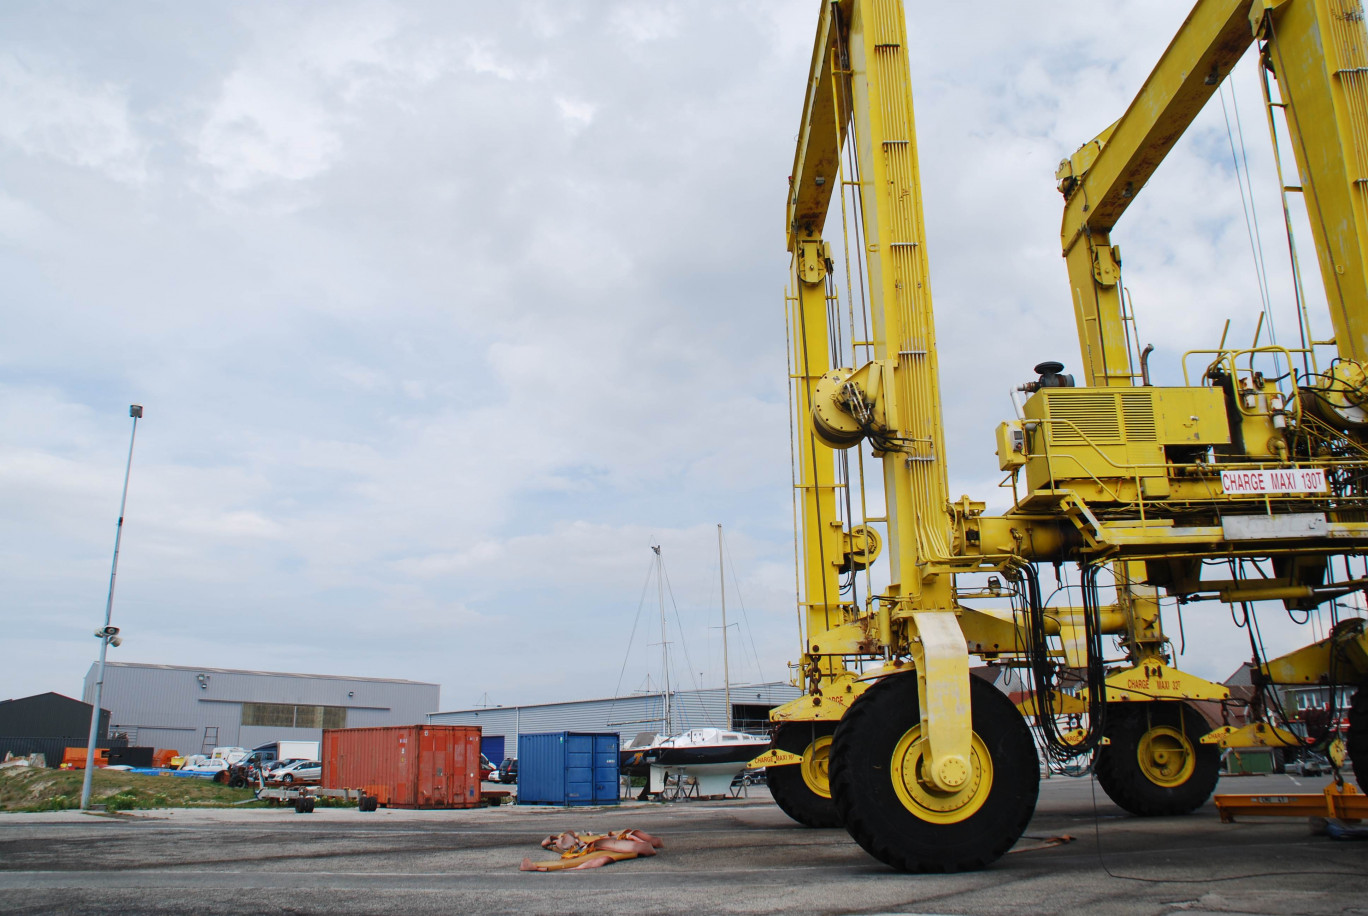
<box><xmin>80</xmin><ymin>405</ymin><xmax>142</xmax><ymax>811</ymax></box>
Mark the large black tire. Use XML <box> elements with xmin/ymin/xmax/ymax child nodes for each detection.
<box><xmin>228</xmin><ymin>775</ymin><xmax>247</xmax><ymax>789</ymax></box>
<box><xmin>767</xmin><ymin>722</ymin><xmax>843</xmax><ymax>828</ymax></box>
<box><xmin>1095</xmin><ymin>701</ymin><xmax>1220</xmax><ymax>816</ymax></box>
<box><xmin>1349</xmin><ymin>685</ymin><xmax>1368</xmax><ymax>792</ymax></box>
<box><xmin>829</xmin><ymin>674</ymin><xmax>1039</xmax><ymax>873</ymax></box>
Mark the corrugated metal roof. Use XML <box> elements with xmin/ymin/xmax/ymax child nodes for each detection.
<box><xmin>100</xmin><ymin>662</ymin><xmax>436</xmax><ymax>687</ymax></box>
<box><xmin>430</xmin><ymin>681</ymin><xmax>797</xmax><ymax>717</ymax></box>
<box><xmin>428</xmin><ymin>682</ymin><xmax>801</xmax><ymax>750</ymax></box>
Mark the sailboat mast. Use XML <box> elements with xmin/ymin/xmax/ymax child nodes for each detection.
<box><xmin>653</xmin><ymin>545</ymin><xmax>671</xmax><ymax>735</ymax></box>
<box><xmin>718</xmin><ymin>524</ymin><xmax>731</xmax><ymax>730</ymax></box>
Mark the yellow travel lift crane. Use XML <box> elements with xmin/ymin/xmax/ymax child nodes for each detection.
<box><xmin>756</xmin><ymin>0</ymin><xmax>1368</xmax><ymax>872</ymax></box>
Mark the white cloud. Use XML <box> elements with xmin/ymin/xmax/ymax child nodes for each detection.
<box><xmin>461</xmin><ymin>37</ymin><xmax>543</xmax><ymax>82</ymax></box>
<box><xmin>555</xmin><ymin>95</ymin><xmax>596</xmax><ymax>128</ymax></box>
<box><xmin>609</xmin><ymin>6</ymin><xmax>681</xmax><ymax>44</ymax></box>
<box><xmin>0</xmin><ymin>188</ymin><xmax>57</xmax><ymax>245</ymax></box>
<box><xmin>196</xmin><ymin>67</ymin><xmax>344</xmax><ymax>191</ymax></box>
<box><xmin>0</xmin><ymin>52</ymin><xmax>148</xmax><ymax>183</ymax></box>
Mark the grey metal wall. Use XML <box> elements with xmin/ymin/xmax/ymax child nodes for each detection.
<box><xmin>0</xmin><ymin>692</ymin><xmax>107</xmax><ymax>739</ymax></box>
<box><xmin>427</xmin><ymin>682</ymin><xmax>800</xmax><ymax>752</ymax></box>
<box><xmin>84</xmin><ymin>662</ymin><xmax>440</xmax><ymax>755</ymax></box>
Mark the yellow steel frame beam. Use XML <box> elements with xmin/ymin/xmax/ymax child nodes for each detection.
<box><xmin>845</xmin><ymin>0</ymin><xmax>954</xmax><ymax>598</ymax></box>
<box><xmin>785</xmin><ymin>0</ymin><xmax>958</xmax><ymax>623</ymax></box>
<box><xmin>1259</xmin><ymin>617</ymin><xmax>1368</xmax><ymax>683</ymax></box>
<box><xmin>769</xmin><ymin>671</ymin><xmax>870</xmax><ymax>724</ymax></box>
<box><xmin>1097</xmin><ymin>658</ymin><xmax>1231</xmax><ymax>703</ymax></box>
<box><xmin>782</xmin><ymin>0</ymin><xmax>968</xmax><ymax>790</ymax></box>
<box><xmin>787</xmin><ymin>1</ymin><xmax>852</xmax><ymax>250</ymax></box>
<box><xmin>790</xmin><ymin>239</ymin><xmax>852</xmax><ymax>679</ymax></box>
<box><xmin>1058</xmin><ymin>0</ymin><xmax>1256</xmax><ymax>386</ymax></box>
<box><xmin>1260</xmin><ymin>0</ymin><xmax>1368</xmax><ymax>361</ymax></box>
<box><xmin>1201</xmin><ymin>722</ymin><xmax>1303</xmax><ymax>747</ymax></box>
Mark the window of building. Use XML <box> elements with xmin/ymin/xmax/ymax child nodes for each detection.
<box><xmin>242</xmin><ymin>703</ymin><xmax>347</xmax><ymax>730</ymax></box>
<box><xmin>242</xmin><ymin>703</ymin><xmax>295</xmax><ymax>728</ymax></box>
<box><xmin>731</xmin><ymin>703</ymin><xmax>776</xmax><ymax>735</ymax></box>
<box><xmin>1294</xmin><ymin>690</ymin><xmax>1325</xmax><ymax>712</ymax></box>
<box><xmin>294</xmin><ymin>706</ymin><xmax>323</xmax><ymax>729</ymax></box>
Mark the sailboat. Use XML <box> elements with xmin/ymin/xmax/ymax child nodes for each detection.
<box><xmin>619</xmin><ymin>531</ymin><xmax>770</xmax><ymax>798</ymax></box>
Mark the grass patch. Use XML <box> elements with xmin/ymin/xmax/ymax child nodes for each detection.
<box><xmin>0</xmin><ymin>767</ymin><xmax>265</xmax><ymax>812</ymax></box>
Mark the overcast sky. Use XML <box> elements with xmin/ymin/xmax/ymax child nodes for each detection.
<box><xmin>2</xmin><ymin>1</ymin><xmax>1353</xmax><ymax>713</ymax></box>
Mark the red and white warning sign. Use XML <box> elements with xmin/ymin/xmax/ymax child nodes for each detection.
<box><xmin>1220</xmin><ymin>468</ymin><xmax>1327</xmax><ymax>495</ymax></box>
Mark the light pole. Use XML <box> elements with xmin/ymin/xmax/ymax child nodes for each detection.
<box><xmin>80</xmin><ymin>404</ymin><xmax>142</xmax><ymax>811</ymax></box>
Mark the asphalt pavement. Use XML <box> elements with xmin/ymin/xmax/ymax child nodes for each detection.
<box><xmin>1</xmin><ymin>774</ymin><xmax>1365</xmax><ymax>915</ymax></box>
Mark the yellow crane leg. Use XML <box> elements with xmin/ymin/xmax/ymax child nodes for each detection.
<box><xmin>908</xmin><ymin>612</ymin><xmax>974</xmax><ymax>793</ymax></box>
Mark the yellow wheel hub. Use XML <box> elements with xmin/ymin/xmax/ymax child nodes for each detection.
<box><xmin>800</xmin><ymin>734</ymin><xmax>833</xmax><ymax>799</ymax></box>
<box><xmin>890</xmin><ymin>725</ymin><xmax>993</xmax><ymax>824</ymax></box>
<box><xmin>1136</xmin><ymin>724</ymin><xmax>1195</xmax><ymax>787</ymax></box>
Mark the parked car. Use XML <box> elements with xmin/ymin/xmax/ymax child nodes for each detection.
<box><xmin>1285</xmin><ymin>753</ymin><xmax>1332</xmax><ymax>776</ymax></box>
<box><xmin>265</xmin><ymin>758</ymin><xmax>304</xmax><ymax>776</ymax></box>
<box><xmin>497</xmin><ymin>757</ymin><xmax>518</xmax><ymax>784</ymax></box>
<box><xmin>179</xmin><ymin>757</ymin><xmax>228</xmax><ymax>778</ymax></box>
<box><xmin>271</xmin><ymin>760</ymin><xmax>322</xmax><ymax>784</ymax></box>
<box><xmin>732</xmin><ymin>767</ymin><xmax>766</xmax><ymax>787</ymax></box>
<box><xmin>480</xmin><ymin>754</ymin><xmax>496</xmax><ymax>781</ymax></box>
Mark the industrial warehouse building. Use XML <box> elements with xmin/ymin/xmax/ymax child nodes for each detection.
<box><xmin>0</xmin><ymin>692</ymin><xmax>121</xmax><ymax>764</ymax></box>
<box><xmin>0</xmin><ymin>692</ymin><xmax>108</xmax><ymax>741</ymax></box>
<box><xmin>83</xmin><ymin>662</ymin><xmax>440</xmax><ymax>756</ymax></box>
<box><xmin>427</xmin><ymin>682</ymin><xmax>802</xmax><ymax>764</ymax></box>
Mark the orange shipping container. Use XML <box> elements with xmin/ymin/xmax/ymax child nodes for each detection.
<box><xmin>60</xmin><ymin>748</ymin><xmax>109</xmax><ymax>769</ymax></box>
<box><xmin>322</xmin><ymin>725</ymin><xmax>482</xmax><ymax>809</ymax></box>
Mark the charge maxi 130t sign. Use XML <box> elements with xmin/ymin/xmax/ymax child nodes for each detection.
<box><xmin>1220</xmin><ymin>467</ymin><xmax>1327</xmax><ymax>494</ymax></box>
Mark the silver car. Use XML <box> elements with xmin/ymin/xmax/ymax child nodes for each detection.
<box><xmin>272</xmin><ymin>760</ymin><xmax>321</xmax><ymax>784</ymax></box>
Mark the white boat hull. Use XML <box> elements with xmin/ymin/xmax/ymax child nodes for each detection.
<box><xmin>648</xmin><ymin>760</ymin><xmax>749</xmax><ymax>798</ymax></box>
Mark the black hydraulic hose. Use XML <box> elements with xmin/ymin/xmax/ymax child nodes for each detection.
<box><xmin>1021</xmin><ymin>563</ymin><xmax>1106</xmax><ymax>762</ymax></box>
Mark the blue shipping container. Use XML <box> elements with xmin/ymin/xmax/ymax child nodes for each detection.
<box><xmin>481</xmin><ymin>735</ymin><xmax>505</xmax><ymax>766</ymax></box>
<box><xmin>517</xmin><ymin>731</ymin><xmax>619</xmax><ymax>806</ymax></box>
